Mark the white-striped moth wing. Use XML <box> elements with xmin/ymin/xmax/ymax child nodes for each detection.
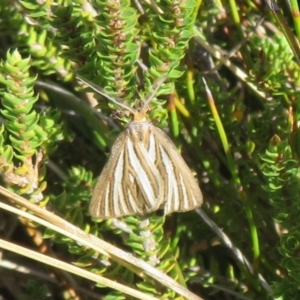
<box><xmin>89</xmin><ymin>115</ymin><xmax>203</xmax><ymax>219</ymax></box>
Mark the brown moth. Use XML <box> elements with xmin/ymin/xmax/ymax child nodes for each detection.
<box><xmin>78</xmin><ymin>75</ymin><xmax>202</xmax><ymax>219</ymax></box>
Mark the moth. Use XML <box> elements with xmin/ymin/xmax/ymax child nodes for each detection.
<box><xmin>78</xmin><ymin>75</ymin><xmax>203</xmax><ymax>219</ymax></box>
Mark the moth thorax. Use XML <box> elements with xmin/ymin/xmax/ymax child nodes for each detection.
<box><xmin>129</xmin><ymin>122</ymin><xmax>151</xmax><ymax>143</ymax></box>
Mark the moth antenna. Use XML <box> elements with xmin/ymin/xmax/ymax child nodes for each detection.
<box><xmin>140</xmin><ymin>72</ymin><xmax>170</xmax><ymax>114</ymax></box>
<box><xmin>77</xmin><ymin>75</ymin><xmax>136</xmax><ymax>114</ymax></box>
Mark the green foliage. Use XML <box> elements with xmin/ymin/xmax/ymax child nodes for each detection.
<box><xmin>0</xmin><ymin>49</ymin><xmax>63</xmax><ymax>199</ymax></box>
<box><xmin>1</xmin><ymin>1</ymin><xmax>300</xmax><ymax>300</ymax></box>
<box><xmin>24</xmin><ymin>280</ymin><xmax>51</xmax><ymax>300</ymax></box>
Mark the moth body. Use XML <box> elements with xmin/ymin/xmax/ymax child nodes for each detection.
<box><xmin>90</xmin><ymin>119</ymin><xmax>203</xmax><ymax>219</ymax></box>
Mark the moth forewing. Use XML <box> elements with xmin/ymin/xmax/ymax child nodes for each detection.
<box><xmin>149</xmin><ymin>126</ymin><xmax>203</xmax><ymax>214</ymax></box>
<box><xmin>89</xmin><ymin>130</ymin><xmax>132</xmax><ymax>218</ymax></box>
<box><xmin>90</xmin><ymin>120</ymin><xmax>165</xmax><ymax>219</ymax></box>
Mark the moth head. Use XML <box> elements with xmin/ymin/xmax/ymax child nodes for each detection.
<box><xmin>133</xmin><ymin>111</ymin><xmax>147</xmax><ymax>122</ymax></box>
